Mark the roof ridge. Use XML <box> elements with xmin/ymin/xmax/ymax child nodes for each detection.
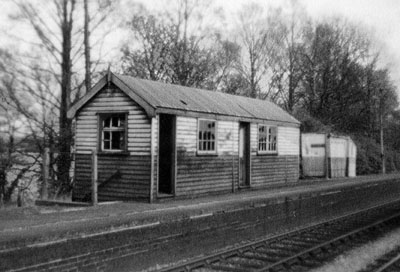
<box><xmin>69</xmin><ymin>73</ymin><xmax>300</xmax><ymax>125</ymax></box>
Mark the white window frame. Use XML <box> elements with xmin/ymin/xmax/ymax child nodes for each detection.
<box><xmin>99</xmin><ymin>113</ymin><xmax>127</xmax><ymax>152</ymax></box>
<box><xmin>197</xmin><ymin>118</ymin><xmax>218</xmax><ymax>155</ymax></box>
<box><xmin>257</xmin><ymin>124</ymin><xmax>278</xmax><ymax>154</ymax></box>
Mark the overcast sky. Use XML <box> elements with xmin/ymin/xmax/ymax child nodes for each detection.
<box><xmin>212</xmin><ymin>0</ymin><xmax>400</xmax><ymax>93</ymax></box>
<box><xmin>1</xmin><ymin>0</ymin><xmax>400</xmax><ymax>96</ymax></box>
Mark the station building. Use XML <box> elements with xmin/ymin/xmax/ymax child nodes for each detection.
<box><xmin>68</xmin><ymin>72</ymin><xmax>300</xmax><ymax>202</ymax></box>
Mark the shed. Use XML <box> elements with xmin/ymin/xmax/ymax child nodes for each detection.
<box><xmin>301</xmin><ymin>133</ymin><xmax>357</xmax><ymax>178</ymax></box>
<box><xmin>68</xmin><ymin>72</ymin><xmax>301</xmax><ymax>202</ymax></box>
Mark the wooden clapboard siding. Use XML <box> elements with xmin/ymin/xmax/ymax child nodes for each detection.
<box><xmin>151</xmin><ymin>116</ymin><xmax>158</xmax><ymax>201</ymax></box>
<box><xmin>251</xmin><ymin>155</ymin><xmax>299</xmax><ymax>187</ymax></box>
<box><xmin>73</xmin><ymin>85</ymin><xmax>152</xmax><ymax>202</ymax></box>
<box><xmin>250</xmin><ymin>123</ymin><xmax>258</xmax><ymax>154</ymax></box>
<box><xmin>218</xmin><ymin>121</ymin><xmax>238</xmax><ymax>155</ymax></box>
<box><xmin>75</xmin><ymin>85</ymin><xmax>151</xmax><ymax>155</ymax></box>
<box><xmin>175</xmin><ymin>152</ymin><xmax>238</xmax><ymax>196</ymax></box>
<box><xmin>173</xmin><ymin>117</ymin><xmax>240</xmax><ymax>196</ymax></box>
<box><xmin>72</xmin><ymin>153</ymin><xmax>151</xmax><ymax>202</ymax></box>
<box><xmin>278</xmin><ymin>127</ymin><xmax>300</xmax><ymax>155</ymax></box>
<box><xmin>175</xmin><ymin>117</ymin><xmax>238</xmax><ymax>155</ymax></box>
<box><xmin>176</xmin><ymin>116</ymin><xmax>197</xmax><ymax>153</ymax></box>
<box><xmin>250</xmin><ymin>124</ymin><xmax>299</xmax><ymax>155</ymax></box>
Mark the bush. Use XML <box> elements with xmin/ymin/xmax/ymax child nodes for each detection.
<box><xmin>352</xmin><ymin>135</ymin><xmax>400</xmax><ymax>175</ymax></box>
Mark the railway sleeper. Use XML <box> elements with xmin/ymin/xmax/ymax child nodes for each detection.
<box><xmin>258</xmin><ymin>251</ymin><xmax>291</xmax><ymax>261</ymax></box>
<box><xmin>225</xmin><ymin>256</ymin><xmax>265</xmax><ymax>268</ymax></box>
<box><xmin>241</xmin><ymin>252</ymin><xmax>278</xmax><ymax>264</ymax></box>
<box><xmin>209</xmin><ymin>261</ymin><xmax>254</xmax><ymax>272</ymax></box>
<box><xmin>298</xmin><ymin>256</ymin><xmax>324</xmax><ymax>268</ymax></box>
<box><xmin>279</xmin><ymin>239</ymin><xmax>315</xmax><ymax>248</ymax></box>
<box><xmin>268</xmin><ymin>243</ymin><xmax>304</xmax><ymax>253</ymax></box>
<box><xmin>267</xmin><ymin>243</ymin><xmax>301</xmax><ymax>252</ymax></box>
<box><xmin>188</xmin><ymin>263</ymin><xmax>210</xmax><ymax>272</ymax></box>
<box><xmin>291</xmin><ymin>236</ymin><xmax>323</xmax><ymax>244</ymax></box>
<box><xmin>255</xmin><ymin>247</ymin><xmax>292</xmax><ymax>257</ymax></box>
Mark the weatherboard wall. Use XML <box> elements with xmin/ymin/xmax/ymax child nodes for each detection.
<box><xmin>174</xmin><ymin>117</ymin><xmax>239</xmax><ymax>196</ymax></box>
<box><xmin>250</xmin><ymin>125</ymin><xmax>300</xmax><ymax>187</ymax></box>
<box><xmin>73</xmin><ymin>85</ymin><xmax>151</xmax><ymax>201</ymax></box>
<box><xmin>172</xmin><ymin>117</ymin><xmax>300</xmax><ymax>197</ymax></box>
<box><xmin>72</xmin><ymin>84</ymin><xmax>300</xmax><ymax>202</ymax></box>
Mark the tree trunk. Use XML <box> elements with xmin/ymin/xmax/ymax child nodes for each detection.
<box><xmin>0</xmin><ymin>167</ymin><xmax>5</xmax><ymax>208</ymax></box>
<box><xmin>57</xmin><ymin>0</ymin><xmax>75</xmax><ymax>195</ymax></box>
<box><xmin>84</xmin><ymin>0</ymin><xmax>91</xmax><ymax>93</ymax></box>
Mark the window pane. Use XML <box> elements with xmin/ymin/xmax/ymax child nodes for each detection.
<box><xmin>258</xmin><ymin>125</ymin><xmax>277</xmax><ymax>152</ymax></box>
<box><xmin>119</xmin><ymin>118</ymin><xmax>125</xmax><ymax>128</ymax></box>
<box><xmin>119</xmin><ymin>133</ymin><xmax>125</xmax><ymax>149</ymax></box>
<box><xmin>104</xmin><ymin>117</ymin><xmax>111</xmax><ymax>128</ymax></box>
<box><xmin>198</xmin><ymin>120</ymin><xmax>216</xmax><ymax>152</ymax></box>
<box><xmin>102</xmin><ymin>114</ymin><xmax>126</xmax><ymax>151</ymax></box>
<box><xmin>258</xmin><ymin>125</ymin><xmax>267</xmax><ymax>151</ymax></box>
<box><xmin>111</xmin><ymin>131</ymin><xmax>121</xmax><ymax>149</ymax></box>
<box><xmin>112</xmin><ymin>117</ymin><xmax>119</xmax><ymax>127</ymax></box>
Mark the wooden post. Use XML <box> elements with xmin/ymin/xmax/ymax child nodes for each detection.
<box><xmin>379</xmin><ymin>88</ymin><xmax>386</xmax><ymax>174</ymax></box>
<box><xmin>325</xmin><ymin>134</ymin><xmax>330</xmax><ymax>179</ymax></box>
<box><xmin>149</xmin><ymin>117</ymin><xmax>155</xmax><ymax>203</ymax></box>
<box><xmin>41</xmin><ymin>148</ymin><xmax>49</xmax><ymax>199</ymax></box>
<box><xmin>91</xmin><ymin>150</ymin><xmax>98</xmax><ymax>205</ymax></box>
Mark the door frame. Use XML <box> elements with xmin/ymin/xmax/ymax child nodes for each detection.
<box><xmin>238</xmin><ymin>122</ymin><xmax>251</xmax><ymax>188</ymax></box>
<box><xmin>157</xmin><ymin>114</ymin><xmax>177</xmax><ymax>196</ymax></box>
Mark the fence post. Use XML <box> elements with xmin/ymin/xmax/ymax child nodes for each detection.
<box><xmin>325</xmin><ymin>134</ymin><xmax>330</xmax><ymax>179</ymax></box>
<box><xmin>91</xmin><ymin>150</ymin><xmax>98</xmax><ymax>206</ymax></box>
<box><xmin>41</xmin><ymin>148</ymin><xmax>49</xmax><ymax>199</ymax></box>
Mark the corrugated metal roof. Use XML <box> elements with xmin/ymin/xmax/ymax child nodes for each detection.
<box><xmin>116</xmin><ymin>74</ymin><xmax>300</xmax><ymax>125</ymax></box>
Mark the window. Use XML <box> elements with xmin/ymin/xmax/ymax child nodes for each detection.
<box><xmin>258</xmin><ymin>125</ymin><xmax>277</xmax><ymax>153</ymax></box>
<box><xmin>100</xmin><ymin>113</ymin><xmax>126</xmax><ymax>151</ymax></box>
<box><xmin>198</xmin><ymin>119</ymin><xmax>217</xmax><ymax>153</ymax></box>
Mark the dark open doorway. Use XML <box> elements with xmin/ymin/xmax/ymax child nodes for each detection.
<box><xmin>158</xmin><ymin>114</ymin><xmax>176</xmax><ymax>195</ymax></box>
<box><xmin>239</xmin><ymin>122</ymin><xmax>250</xmax><ymax>187</ymax></box>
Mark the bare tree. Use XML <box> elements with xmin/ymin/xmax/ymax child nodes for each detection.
<box><xmin>121</xmin><ymin>0</ymin><xmax>237</xmax><ymax>90</ymax></box>
<box><xmin>0</xmin><ymin>76</ymin><xmax>41</xmax><ymax>206</ymax></box>
<box><xmin>235</xmin><ymin>3</ymin><xmax>282</xmax><ymax>98</ymax></box>
<box><xmin>84</xmin><ymin>0</ymin><xmax>91</xmax><ymax>93</ymax></box>
<box><xmin>4</xmin><ymin>0</ymin><xmax>117</xmax><ymax>197</ymax></box>
<box><xmin>265</xmin><ymin>2</ymin><xmax>311</xmax><ymax>112</ymax></box>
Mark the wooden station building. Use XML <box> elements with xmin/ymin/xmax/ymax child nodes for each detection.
<box><xmin>68</xmin><ymin>73</ymin><xmax>301</xmax><ymax>202</ymax></box>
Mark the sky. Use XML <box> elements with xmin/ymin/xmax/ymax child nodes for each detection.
<box><xmin>210</xmin><ymin>0</ymin><xmax>400</xmax><ymax>91</ymax></box>
<box><xmin>1</xmin><ymin>0</ymin><xmax>400</xmax><ymax>95</ymax></box>
<box><xmin>302</xmin><ymin>0</ymin><xmax>400</xmax><ymax>87</ymax></box>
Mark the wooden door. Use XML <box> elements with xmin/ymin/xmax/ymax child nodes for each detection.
<box><xmin>158</xmin><ymin>114</ymin><xmax>175</xmax><ymax>195</ymax></box>
<box><xmin>239</xmin><ymin>122</ymin><xmax>250</xmax><ymax>187</ymax></box>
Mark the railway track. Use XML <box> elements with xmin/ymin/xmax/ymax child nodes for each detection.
<box><xmin>159</xmin><ymin>200</ymin><xmax>400</xmax><ymax>272</ymax></box>
<box><xmin>360</xmin><ymin>246</ymin><xmax>400</xmax><ymax>272</ymax></box>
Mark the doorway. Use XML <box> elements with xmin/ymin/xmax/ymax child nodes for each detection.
<box><xmin>239</xmin><ymin>122</ymin><xmax>250</xmax><ymax>187</ymax></box>
<box><xmin>158</xmin><ymin>114</ymin><xmax>176</xmax><ymax>195</ymax></box>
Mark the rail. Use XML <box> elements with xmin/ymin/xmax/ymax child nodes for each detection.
<box><xmin>160</xmin><ymin>199</ymin><xmax>400</xmax><ymax>272</ymax></box>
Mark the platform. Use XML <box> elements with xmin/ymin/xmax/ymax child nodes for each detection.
<box><xmin>1</xmin><ymin>173</ymin><xmax>400</xmax><ymax>271</ymax></box>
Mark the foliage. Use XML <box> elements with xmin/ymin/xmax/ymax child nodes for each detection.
<box><xmin>120</xmin><ymin>1</ymin><xmax>240</xmax><ymax>90</ymax></box>
<box><xmin>2</xmin><ymin>0</ymin><xmax>400</xmax><ymax>206</ymax></box>
<box><xmin>0</xmin><ymin>0</ymin><xmax>118</xmax><ymax>202</ymax></box>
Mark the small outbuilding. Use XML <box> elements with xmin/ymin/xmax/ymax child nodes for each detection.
<box><xmin>68</xmin><ymin>72</ymin><xmax>300</xmax><ymax>202</ymax></box>
<box><xmin>301</xmin><ymin>133</ymin><xmax>357</xmax><ymax>178</ymax></box>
